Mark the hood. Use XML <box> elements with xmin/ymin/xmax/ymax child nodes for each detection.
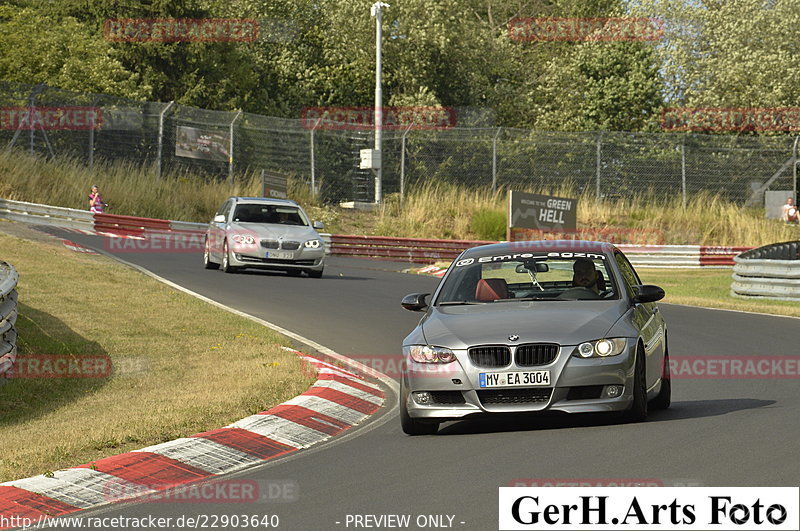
<box><xmin>421</xmin><ymin>301</ymin><xmax>627</xmax><ymax>348</ymax></box>
<box><xmin>232</xmin><ymin>222</ymin><xmax>318</xmax><ymax>241</ymax></box>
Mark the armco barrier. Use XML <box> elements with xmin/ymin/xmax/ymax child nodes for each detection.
<box><xmin>0</xmin><ymin>261</ymin><xmax>19</xmax><ymax>377</ymax></box>
<box><xmin>731</xmin><ymin>241</ymin><xmax>800</xmax><ymax>301</ymax></box>
<box><xmin>330</xmin><ymin>237</ymin><xmax>750</xmax><ymax>267</ymax></box>
<box><xmin>0</xmin><ymin>198</ymin><xmax>751</xmax><ymax>267</ymax></box>
<box><xmin>328</xmin><ymin>234</ymin><xmax>495</xmax><ymax>262</ymax></box>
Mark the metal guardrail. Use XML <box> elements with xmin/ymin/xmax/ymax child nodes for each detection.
<box><xmin>0</xmin><ymin>261</ymin><xmax>18</xmax><ymax>377</ymax></box>
<box><xmin>0</xmin><ymin>198</ymin><xmax>751</xmax><ymax>266</ymax></box>
<box><xmin>0</xmin><ymin>198</ymin><xmax>95</xmax><ymax>231</ymax></box>
<box><xmin>731</xmin><ymin>241</ymin><xmax>800</xmax><ymax>301</ymax></box>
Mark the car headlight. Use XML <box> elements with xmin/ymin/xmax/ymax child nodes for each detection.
<box><xmin>405</xmin><ymin>345</ymin><xmax>456</xmax><ymax>364</ymax></box>
<box><xmin>232</xmin><ymin>234</ymin><xmax>256</xmax><ymax>245</ymax></box>
<box><xmin>304</xmin><ymin>239</ymin><xmax>322</xmax><ymax>249</ymax></box>
<box><xmin>574</xmin><ymin>338</ymin><xmax>627</xmax><ymax>358</ymax></box>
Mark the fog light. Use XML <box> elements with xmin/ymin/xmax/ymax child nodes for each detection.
<box><xmin>413</xmin><ymin>392</ymin><xmax>432</xmax><ymax>404</ymax></box>
<box><xmin>451</xmin><ymin>379</ymin><xmax>462</xmax><ymax>385</ymax></box>
<box><xmin>234</xmin><ymin>253</ymin><xmax>242</xmax><ymax>260</ymax></box>
<box><xmin>605</xmin><ymin>385</ymin><xmax>623</xmax><ymax>398</ymax></box>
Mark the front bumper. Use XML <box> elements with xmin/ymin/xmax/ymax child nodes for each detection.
<box><xmin>403</xmin><ymin>343</ymin><xmax>637</xmax><ymax>421</ymax></box>
<box><xmin>229</xmin><ymin>244</ymin><xmax>325</xmax><ymax>271</ymax></box>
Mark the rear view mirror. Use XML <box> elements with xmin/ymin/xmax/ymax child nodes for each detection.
<box><xmin>515</xmin><ymin>262</ymin><xmax>549</xmax><ymax>274</ymax></box>
<box><xmin>401</xmin><ymin>293</ymin><xmax>430</xmax><ymax>312</ymax></box>
<box><xmin>213</xmin><ymin>214</ymin><xmax>225</xmax><ymax>223</ymax></box>
<box><xmin>632</xmin><ymin>285</ymin><xmax>665</xmax><ymax>304</ymax></box>
<box><xmin>313</xmin><ymin>221</ymin><xmax>325</xmax><ymax>230</ymax></box>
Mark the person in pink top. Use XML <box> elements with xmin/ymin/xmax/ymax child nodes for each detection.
<box><xmin>781</xmin><ymin>197</ymin><xmax>798</xmax><ymax>224</ymax></box>
<box><xmin>88</xmin><ymin>185</ymin><xmax>107</xmax><ymax>213</ymax></box>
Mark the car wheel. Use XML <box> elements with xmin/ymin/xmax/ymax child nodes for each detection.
<box><xmin>623</xmin><ymin>344</ymin><xmax>648</xmax><ymax>422</ymax></box>
<box><xmin>308</xmin><ymin>267</ymin><xmax>324</xmax><ymax>279</ymax></box>
<box><xmin>650</xmin><ymin>341</ymin><xmax>671</xmax><ymax>410</ymax></box>
<box><xmin>203</xmin><ymin>238</ymin><xmax>219</xmax><ymax>269</ymax></box>
<box><xmin>286</xmin><ymin>269</ymin><xmax>302</xmax><ymax>277</ymax></box>
<box><xmin>222</xmin><ymin>240</ymin><xmax>238</xmax><ymax>273</ymax></box>
<box><xmin>400</xmin><ymin>379</ymin><xmax>439</xmax><ymax>436</ymax></box>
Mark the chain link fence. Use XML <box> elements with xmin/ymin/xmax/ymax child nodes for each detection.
<box><xmin>2</xmin><ymin>81</ymin><xmax>798</xmax><ymax>205</ymax></box>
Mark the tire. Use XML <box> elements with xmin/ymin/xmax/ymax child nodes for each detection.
<box><xmin>286</xmin><ymin>269</ymin><xmax>302</xmax><ymax>277</ymax></box>
<box><xmin>203</xmin><ymin>238</ymin><xmax>219</xmax><ymax>269</ymax></box>
<box><xmin>221</xmin><ymin>240</ymin><xmax>239</xmax><ymax>273</ymax></box>
<box><xmin>623</xmin><ymin>344</ymin><xmax>648</xmax><ymax>423</ymax></box>
<box><xmin>308</xmin><ymin>267</ymin><xmax>324</xmax><ymax>279</ymax></box>
<box><xmin>650</xmin><ymin>342</ymin><xmax>671</xmax><ymax>410</ymax></box>
<box><xmin>400</xmin><ymin>379</ymin><xmax>439</xmax><ymax>436</ymax></box>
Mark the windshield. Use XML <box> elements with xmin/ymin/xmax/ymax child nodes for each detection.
<box><xmin>232</xmin><ymin>204</ymin><xmax>308</xmax><ymax>226</ymax></box>
<box><xmin>436</xmin><ymin>253</ymin><xmax>618</xmax><ymax>304</ymax></box>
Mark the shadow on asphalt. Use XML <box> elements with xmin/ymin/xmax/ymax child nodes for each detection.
<box><xmin>436</xmin><ymin>398</ymin><xmax>775</xmax><ymax>435</ymax></box>
<box><xmin>235</xmin><ymin>269</ymin><xmax>373</xmax><ymax>281</ymax></box>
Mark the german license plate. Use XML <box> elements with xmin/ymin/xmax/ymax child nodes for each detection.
<box><xmin>479</xmin><ymin>371</ymin><xmax>550</xmax><ymax>388</ymax></box>
<box><xmin>266</xmin><ymin>251</ymin><xmax>293</xmax><ymax>259</ymax></box>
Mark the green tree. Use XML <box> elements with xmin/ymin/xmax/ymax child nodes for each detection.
<box><xmin>628</xmin><ymin>0</ymin><xmax>800</xmax><ymax>107</ymax></box>
<box><xmin>0</xmin><ymin>5</ymin><xmax>148</xmax><ymax>99</ymax></box>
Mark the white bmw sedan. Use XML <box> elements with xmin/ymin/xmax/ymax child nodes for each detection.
<box><xmin>204</xmin><ymin>197</ymin><xmax>325</xmax><ymax>277</ymax></box>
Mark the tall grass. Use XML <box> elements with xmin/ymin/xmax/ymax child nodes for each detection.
<box><xmin>0</xmin><ymin>151</ymin><xmax>262</xmax><ymax>222</ymax></box>
<box><xmin>376</xmin><ymin>182</ymin><xmax>800</xmax><ymax>246</ymax></box>
<box><xmin>1</xmin><ymin>150</ymin><xmax>797</xmax><ymax>245</ymax></box>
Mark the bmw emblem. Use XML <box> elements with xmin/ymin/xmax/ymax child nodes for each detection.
<box><xmin>508</xmin><ymin>334</ymin><xmax>520</xmax><ymax>341</ymax></box>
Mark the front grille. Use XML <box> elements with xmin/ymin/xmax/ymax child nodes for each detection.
<box><xmin>469</xmin><ymin>346</ymin><xmax>511</xmax><ymax>368</ymax></box>
<box><xmin>429</xmin><ymin>391</ymin><xmax>466</xmax><ymax>405</ymax></box>
<box><xmin>281</xmin><ymin>241</ymin><xmax>301</xmax><ymax>250</ymax></box>
<box><xmin>477</xmin><ymin>388</ymin><xmax>552</xmax><ymax>405</ymax></box>
<box><xmin>515</xmin><ymin>343</ymin><xmax>559</xmax><ymax>366</ymax></box>
<box><xmin>260</xmin><ymin>239</ymin><xmax>279</xmax><ymax>249</ymax></box>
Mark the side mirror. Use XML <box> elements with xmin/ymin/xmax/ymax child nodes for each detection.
<box><xmin>213</xmin><ymin>214</ymin><xmax>226</xmax><ymax>223</ymax></box>
<box><xmin>401</xmin><ymin>293</ymin><xmax>430</xmax><ymax>312</ymax></box>
<box><xmin>632</xmin><ymin>284</ymin><xmax>665</xmax><ymax>304</ymax></box>
<box><xmin>313</xmin><ymin>221</ymin><xmax>325</xmax><ymax>230</ymax></box>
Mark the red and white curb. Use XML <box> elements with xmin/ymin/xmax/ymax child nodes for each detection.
<box><xmin>0</xmin><ymin>349</ymin><xmax>384</xmax><ymax>527</ymax></box>
<box><xmin>414</xmin><ymin>264</ymin><xmax>447</xmax><ymax>277</ymax></box>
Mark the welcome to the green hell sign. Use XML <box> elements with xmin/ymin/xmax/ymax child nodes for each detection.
<box><xmin>508</xmin><ymin>191</ymin><xmax>578</xmax><ymax>234</ymax></box>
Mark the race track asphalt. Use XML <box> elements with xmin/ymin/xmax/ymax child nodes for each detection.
<box><xmin>36</xmin><ymin>228</ymin><xmax>800</xmax><ymax>530</ymax></box>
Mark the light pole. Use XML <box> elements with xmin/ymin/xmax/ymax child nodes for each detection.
<box><xmin>371</xmin><ymin>2</ymin><xmax>389</xmax><ymax>204</ymax></box>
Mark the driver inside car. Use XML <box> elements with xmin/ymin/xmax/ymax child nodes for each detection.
<box><xmin>572</xmin><ymin>257</ymin><xmax>602</xmax><ymax>294</ymax></box>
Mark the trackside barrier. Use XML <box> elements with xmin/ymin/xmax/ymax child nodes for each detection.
<box><xmin>0</xmin><ymin>199</ymin><xmax>752</xmax><ymax>266</ymax></box>
<box><xmin>328</xmin><ymin>234</ymin><xmax>495</xmax><ymax>262</ymax></box>
<box><xmin>731</xmin><ymin>241</ymin><xmax>800</xmax><ymax>301</ymax></box>
<box><xmin>0</xmin><ymin>261</ymin><xmax>19</xmax><ymax>377</ymax></box>
<box><xmin>329</xmin><ymin>236</ymin><xmax>750</xmax><ymax>267</ymax></box>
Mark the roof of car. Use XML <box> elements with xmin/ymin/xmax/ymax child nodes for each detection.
<box><xmin>460</xmin><ymin>240</ymin><xmax>619</xmax><ymax>258</ymax></box>
<box><xmin>232</xmin><ymin>197</ymin><xmax>298</xmax><ymax>206</ymax></box>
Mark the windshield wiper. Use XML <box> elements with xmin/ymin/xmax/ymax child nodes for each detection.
<box><xmin>437</xmin><ymin>300</ymin><xmax>485</xmax><ymax>306</ymax></box>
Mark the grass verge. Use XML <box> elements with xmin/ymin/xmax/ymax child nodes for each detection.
<box><xmin>0</xmin><ymin>229</ymin><xmax>316</xmax><ymax>482</ymax></box>
<box><xmin>636</xmin><ymin>268</ymin><xmax>800</xmax><ymax>318</ymax></box>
